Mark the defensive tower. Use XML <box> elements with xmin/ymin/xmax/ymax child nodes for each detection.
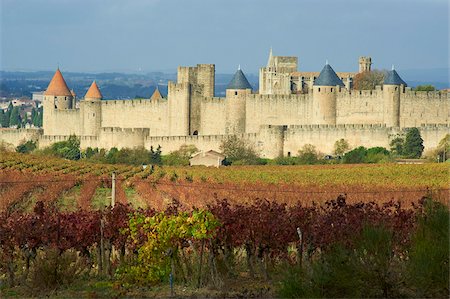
<box><xmin>312</xmin><ymin>63</ymin><xmax>344</xmax><ymax>125</ymax></box>
<box><xmin>81</xmin><ymin>81</ymin><xmax>103</xmax><ymax>136</ymax></box>
<box><xmin>225</xmin><ymin>67</ymin><xmax>252</xmax><ymax>134</ymax></box>
<box><xmin>383</xmin><ymin>67</ymin><xmax>406</xmax><ymax>127</ymax></box>
<box><xmin>42</xmin><ymin>69</ymin><xmax>74</xmax><ymax>135</ymax></box>
<box><xmin>359</xmin><ymin>56</ymin><xmax>372</xmax><ymax>73</ymax></box>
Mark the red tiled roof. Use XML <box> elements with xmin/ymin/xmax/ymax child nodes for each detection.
<box><xmin>44</xmin><ymin>69</ymin><xmax>72</xmax><ymax>96</ymax></box>
<box><xmin>85</xmin><ymin>81</ymin><xmax>103</xmax><ymax>99</ymax></box>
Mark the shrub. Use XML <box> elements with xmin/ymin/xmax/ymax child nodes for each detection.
<box><xmin>49</xmin><ymin>135</ymin><xmax>81</xmax><ymax>160</ymax></box>
<box><xmin>220</xmin><ymin>135</ymin><xmax>260</xmax><ymax>165</ymax></box>
<box><xmin>297</xmin><ymin>144</ymin><xmax>320</xmax><ymax>165</ymax></box>
<box><xmin>16</xmin><ymin>140</ymin><xmax>37</xmax><ymax>154</ymax></box>
<box><xmin>343</xmin><ymin>146</ymin><xmax>367</xmax><ymax>164</ymax></box>
<box><xmin>407</xmin><ymin>199</ymin><xmax>449</xmax><ymax>297</ymax></box>
<box><xmin>162</xmin><ymin>144</ymin><xmax>198</xmax><ymax>166</ymax></box>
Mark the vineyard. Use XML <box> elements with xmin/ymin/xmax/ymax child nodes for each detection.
<box><xmin>0</xmin><ymin>152</ymin><xmax>448</xmax><ymax>213</ymax></box>
<box><xmin>0</xmin><ymin>152</ymin><xmax>449</xmax><ymax>297</ymax></box>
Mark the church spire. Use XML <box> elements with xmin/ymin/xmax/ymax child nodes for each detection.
<box><xmin>267</xmin><ymin>47</ymin><xmax>274</xmax><ymax>67</ymax></box>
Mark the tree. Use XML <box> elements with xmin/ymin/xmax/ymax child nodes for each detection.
<box><xmin>16</xmin><ymin>140</ymin><xmax>37</xmax><ymax>154</ymax></box>
<box><xmin>9</xmin><ymin>106</ymin><xmax>21</xmax><ymax>127</ymax></box>
<box><xmin>50</xmin><ymin>135</ymin><xmax>81</xmax><ymax>160</ymax></box>
<box><xmin>297</xmin><ymin>144</ymin><xmax>319</xmax><ymax>164</ymax></box>
<box><xmin>390</xmin><ymin>137</ymin><xmax>405</xmax><ymax>156</ymax></box>
<box><xmin>2</xmin><ymin>102</ymin><xmax>13</xmax><ymax>127</ymax></box>
<box><xmin>403</xmin><ymin>128</ymin><xmax>424</xmax><ymax>158</ymax></box>
<box><xmin>0</xmin><ymin>109</ymin><xmax>5</xmax><ymax>127</ymax></box>
<box><xmin>150</xmin><ymin>145</ymin><xmax>162</xmax><ymax>165</ymax></box>
<box><xmin>163</xmin><ymin>144</ymin><xmax>199</xmax><ymax>166</ymax></box>
<box><xmin>353</xmin><ymin>70</ymin><xmax>385</xmax><ymax>90</ymax></box>
<box><xmin>219</xmin><ymin>135</ymin><xmax>259</xmax><ymax>165</ymax></box>
<box><xmin>435</xmin><ymin>134</ymin><xmax>450</xmax><ymax>162</ymax></box>
<box><xmin>414</xmin><ymin>85</ymin><xmax>435</xmax><ymax>92</ymax></box>
<box><xmin>343</xmin><ymin>146</ymin><xmax>367</xmax><ymax>164</ymax></box>
<box><xmin>333</xmin><ymin>139</ymin><xmax>350</xmax><ymax>157</ymax></box>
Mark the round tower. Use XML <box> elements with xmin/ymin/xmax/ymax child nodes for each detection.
<box><xmin>81</xmin><ymin>81</ymin><xmax>103</xmax><ymax>136</ymax></box>
<box><xmin>383</xmin><ymin>67</ymin><xmax>406</xmax><ymax>127</ymax></box>
<box><xmin>225</xmin><ymin>67</ymin><xmax>252</xmax><ymax>134</ymax></box>
<box><xmin>312</xmin><ymin>63</ymin><xmax>344</xmax><ymax>125</ymax></box>
<box><xmin>42</xmin><ymin>68</ymin><xmax>74</xmax><ymax>135</ymax></box>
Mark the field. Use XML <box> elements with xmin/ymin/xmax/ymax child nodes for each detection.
<box><xmin>0</xmin><ymin>152</ymin><xmax>449</xmax><ymax>298</ymax></box>
<box><xmin>0</xmin><ymin>152</ymin><xmax>448</xmax><ymax>213</ymax></box>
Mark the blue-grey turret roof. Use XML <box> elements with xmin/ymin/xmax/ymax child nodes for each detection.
<box><xmin>314</xmin><ymin>63</ymin><xmax>345</xmax><ymax>87</ymax></box>
<box><xmin>384</xmin><ymin>69</ymin><xmax>407</xmax><ymax>86</ymax></box>
<box><xmin>227</xmin><ymin>69</ymin><xmax>253</xmax><ymax>90</ymax></box>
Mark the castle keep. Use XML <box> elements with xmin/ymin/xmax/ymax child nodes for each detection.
<box><xmin>1</xmin><ymin>51</ymin><xmax>449</xmax><ymax>158</ymax></box>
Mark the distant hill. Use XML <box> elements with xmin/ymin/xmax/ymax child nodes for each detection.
<box><xmin>0</xmin><ymin>68</ymin><xmax>446</xmax><ymax>99</ymax></box>
<box><xmin>0</xmin><ymin>71</ymin><xmax>259</xmax><ymax>99</ymax></box>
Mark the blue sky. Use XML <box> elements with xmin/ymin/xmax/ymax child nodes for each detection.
<box><xmin>0</xmin><ymin>0</ymin><xmax>448</xmax><ymax>73</ymax></box>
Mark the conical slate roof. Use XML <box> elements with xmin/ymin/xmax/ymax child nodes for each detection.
<box><xmin>314</xmin><ymin>64</ymin><xmax>345</xmax><ymax>87</ymax></box>
<box><xmin>227</xmin><ymin>69</ymin><xmax>252</xmax><ymax>90</ymax></box>
<box><xmin>150</xmin><ymin>87</ymin><xmax>163</xmax><ymax>101</ymax></box>
<box><xmin>384</xmin><ymin>69</ymin><xmax>406</xmax><ymax>85</ymax></box>
<box><xmin>85</xmin><ymin>81</ymin><xmax>103</xmax><ymax>99</ymax></box>
<box><xmin>44</xmin><ymin>69</ymin><xmax>72</xmax><ymax>96</ymax></box>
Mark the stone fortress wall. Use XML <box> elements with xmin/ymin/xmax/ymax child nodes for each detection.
<box><xmin>0</xmin><ymin>52</ymin><xmax>449</xmax><ymax>159</ymax></box>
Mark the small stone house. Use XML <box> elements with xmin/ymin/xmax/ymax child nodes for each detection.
<box><xmin>189</xmin><ymin>150</ymin><xmax>225</xmax><ymax>167</ymax></box>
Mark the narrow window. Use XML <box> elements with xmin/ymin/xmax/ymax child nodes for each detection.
<box><xmin>193</xmin><ymin>130</ymin><xmax>198</xmax><ymax>135</ymax></box>
<box><xmin>331</xmin><ymin>88</ymin><xmax>333</xmax><ymax>92</ymax></box>
<box><xmin>287</xmin><ymin>152</ymin><xmax>291</xmax><ymax>157</ymax></box>
<box><xmin>318</xmin><ymin>88</ymin><xmax>321</xmax><ymax>92</ymax></box>
<box><xmin>234</xmin><ymin>91</ymin><xmax>238</xmax><ymax>96</ymax></box>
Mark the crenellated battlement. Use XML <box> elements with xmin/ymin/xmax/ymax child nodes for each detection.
<box><xmin>402</xmin><ymin>90</ymin><xmax>449</xmax><ymax>99</ymax></box>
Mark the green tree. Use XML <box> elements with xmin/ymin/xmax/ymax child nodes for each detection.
<box><xmin>435</xmin><ymin>134</ymin><xmax>449</xmax><ymax>162</ymax></box>
<box><xmin>414</xmin><ymin>85</ymin><xmax>436</xmax><ymax>91</ymax></box>
<box><xmin>163</xmin><ymin>144</ymin><xmax>198</xmax><ymax>166</ymax></box>
<box><xmin>403</xmin><ymin>128</ymin><xmax>424</xmax><ymax>158</ymax></box>
<box><xmin>9</xmin><ymin>106</ymin><xmax>21</xmax><ymax>127</ymax></box>
<box><xmin>0</xmin><ymin>109</ymin><xmax>4</xmax><ymax>127</ymax></box>
<box><xmin>2</xmin><ymin>102</ymin><xmax>13</xmax><ymax>127</ymax></box>
<box><xmin>364</xmin><ymin>147</ymin><xmax>390</xmax><ymax>163</ymax></box>
<box><xmin>220</xmin><ymin>135</ymin><xmax>259</xmax><ymax>165</ymax></box>
<box><xmin>333</xmin><ymin>139</ymin><xmax>350</xmax><ymax>157</ymax></box>
<box><xmin>16</xmin><ymin>140</ymin><xmax>37</xmax><ymax>154</ymax></box>
<box><xmin>50</xmin><ymin>135</ymin><xmax>81</xmax><ymax>160</ymax></box>
<box><xmin>343</xmin><ymin>146</ymin><xmax>367</xmax><ymax>164</ymax></box>
<box><xmin>150</xmin><ymin>145</ymin><xmax>162</xmax><ymax>165</ymax></box>
<box><xmin>297</xmin><ymin>144</ymin><xmax>319</xmax><ymax>164</ymax></box>
<box><xmin>390</xmin><ymin>136</ymin><xmax>405</xmax><ymax>156</ymax></box>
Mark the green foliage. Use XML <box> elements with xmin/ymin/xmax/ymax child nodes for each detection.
<box><xmin>403</xmin><ymin>128</ymin><xmax>424</xmax><ymax>158</ymax></box>
<box><xmin>121</xmin><ymin>210</ymin><xmax>220</xmax><ymax>285</ymax></box>
<box><xmin>220</xmin><ymin>135</ymin><xmax>260</xmax><ymax>165</ymax></box>
<box><xmin>333</xmin><ymin>138</ymin><xmax>350</xmax><ymax>157</ymax></box>
<box><xmin>364</xmin><ymin>146</ymin><xmax>391</xmax><ymax>163</ymax></box>
<box><xmin>16</xmin><ymin>140</ymin><xmax>37</xmax><ymax>154</ymax></box>
<box><xmin>414</xmin><ymin>85</ymin><xmax>436</xmax><ymax>91</ymax></box>
<box><xmin>297</xmin><ymin>144</ymin><xmax>320</xmax><ymax>165</ymax></box>
<box><xmin>150</xmin><ymin>145</ymin><xmax>162</xmax><ymax>165</ymax></box>
<box><xmin>9</xmin><ymin>106</ymin><xmax>21</xmax><ymax>127</ymax></box>
<box><xmin>278</xmin><ymin>225</ymin><xmax>401</xmax><ymax>298</ymax></box>
<box><xmin>390</xmin><ymin>136</ymin><xmax>405</xmax><ymax>156</ymax></box>
<box><xmin>49</xmin><ymin>135</ymin><xmax>81</xmax><ymax>160</ymax></box>
<box><xmin>1</xmin><ymin>103</ymin><xmax>13</xmax><ymax>127</ymax></box>
<box><xmin>343</xmin><ymin>146</ymin><xmax>367</xmax><ymax>164</ymax></box>
<box><xmin>407</xmin><ymin>199</ymin><xmax>449</xmax><ymax>297</ymax></box>
<box><xmin>434</xmin><ymin>134</ymin><xmax>450</xmax><ymax>162</ymax></box>
<box><xmin>162</xmin><ymin>144</ymin><xmax>198</xmax><ymax>166</ymax></box>
<box><xmin>343</xmin><ymin>146</ymin><xmax>390</xmax><ymax>164</ymax></box>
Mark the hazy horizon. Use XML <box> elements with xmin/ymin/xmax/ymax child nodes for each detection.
<box><xmin>1</xmin><ymin>0</ymin><xmax>448</xmax><ymax>74</ymax></box>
